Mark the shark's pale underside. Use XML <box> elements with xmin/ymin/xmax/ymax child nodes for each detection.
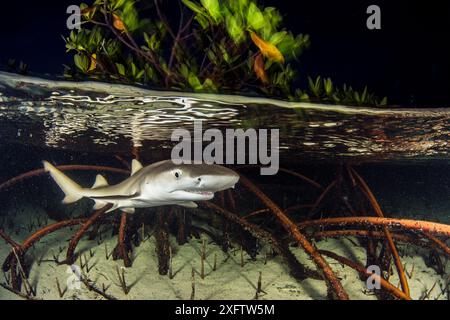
<box><xmin>43</xmin><ymin>159</ymin><xmax>240</xmax><ymax>213</ymax></box>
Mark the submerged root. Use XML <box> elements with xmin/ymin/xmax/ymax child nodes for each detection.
<box><xmin>155</xmin><ymin>209</ymin><xmax>170</xmax><ymax>276</ymax></box>
<box><xmin>2</xmin><ymin>219</ymin><xmax>86</xmax><ymax>272</ymax></box>
<box><xmin>239</xmin><ymin>174</ymin><xmax>349</xmax><ymax>300</ymax></box>
<box><xmin>349</xmin><ymin>167</ymin><xmax>410</xmax><ymax>297</ymax></box>
<box><xmin>116</xmin><ymin>211</ymin><xmax>132</xmax><ymax>267</ymax></box>
<box><xmin>202</xmin><ymin>201</ymin><xmax>322</xmax><ymax>281</ymax></box>
<box><xmin>318</xmin><ymin>250</ymin><xmax>411</xmax><ymax>300</ymax></box>
<box><xmin>298</xmin><ymin>216</ymin><xmax>450</xmax><ymax>238</ymax></box>
<box><xmin>64</xmin><ymin>204</ymin><xmax>112</xmax><ymax>265</ymax></box>
<box><xmin>1</xmin><ymin>163</ymin><xmax>450</xmax><ymax>300</ymax></box>
<box><xmin>0</xmin><ymin>165</ymin><xmax>129</xmax><ymax>192</ymax></box>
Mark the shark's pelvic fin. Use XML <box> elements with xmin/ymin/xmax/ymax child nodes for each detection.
<box><xmin>92</xmin><ymin>174</ymin><xmax>109</xmax><ymax>189</ymax></box>
<box><xmin>131</xmin><ymin>159</ymin><xmax>143</xmax><ymax>175</ymax></box>
<box><xmin>42</xmin><ymin>161</ymin><xmax>83</xmax><ymax>204</ymax></box>
<box><xmin>122</xmin><ymin>207</ymin><xmax>135</xmax><ymax>214</ymax></box>
<box><xmin>178</xmin><ymin>201</ymin><xmax>198</xmax><ymax>208</ymax></box>
<box><xmin>105</xmin><ymin>203</ymin><xmax>119</xmax><ymax>213</ymax></box>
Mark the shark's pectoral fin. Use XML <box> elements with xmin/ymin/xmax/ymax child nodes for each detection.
<box><xmin>92</xmin><ymin>174</ymin><xmax>109</xmax><ymax>189</ymax></box>
<box><xmin>93</xmin><ymin>199</ymin><xmax>107</xmax><ymax>210</ymax></box>
<box><xmin>63</xmin><ymin>194</ymin><xmax>83</xmax><ymax>204</ymax></box>
<box><xmin>178</xmin><ymin>201</ymin><xmax>198</xmax><ymax>208</ymax></box>
<box><xmin>131</xmin><ymin>159</ymin><xmax>143</xmax><ymax>175</ymax></box>
<box><xmin>122</xmin><ymin>207</ymin><xmax>135</xmax><ymax>214</ymax></box>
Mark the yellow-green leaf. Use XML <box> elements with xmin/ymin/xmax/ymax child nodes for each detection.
<box><xmin>250</xmin><ymin>32</ymin><xmax>284</xmax><ymax>63</ymax></box>
<box><xmin>88</xmin><ymin>53</ymin><xmax>97</xmax><ymax>72</ymax></box>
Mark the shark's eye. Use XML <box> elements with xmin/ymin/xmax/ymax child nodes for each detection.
<box><xmin>174</xmin><ymin>170</ymin><xmax>182</xmax><ymax>179</ymax></box>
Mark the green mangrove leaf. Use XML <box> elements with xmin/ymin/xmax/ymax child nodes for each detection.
<box><xmin>111</xmin><ymin>0</ymin><xmax>127</xmax><ymax>11</ymax></box>
<box><xmin>263</xmin><ymin>7</ymin><xmax>282</xmax><ymax>30</ymax></box>
<box><xmin>353</xmin><ymin>91</ymin><xmax>361</xmax><ymax>103</ymax></box>
<box><xmin>206</xmin><ymin>50</ymin><xmax>217</xmax><ymax>64</ymax></box>
<box><xmin>130</xmin><ymin>61</ymin><xmax>137</xmax><ymax>77</ymax></box>
<box><xmin>324</xmin><ymin>78</ymin><xmax>333</xmax><ymax>95</ymax></box>
<box><xmin>202</xmin><ymin>78</ymin><xmax>217</xmax><ymax>91</ymax></box>
<box><xmin>229</xmin><ymin>0</ymin><xmax>249</xmax><ymax>13</ymax></box>
<box><xmin>120</xmin><ymin>2</ymin><xmax>140</xmax><ymax>32</ymax></box>
<box><xmin>80</xmin><ymin>3</ymin><xmax>97</xmax><ymax>20</ymax></box>
<box><xmin>115</xmin><ymin>63</ymin><xmax>126</xmax><ymax>76</ymax></box>
<box><xmin>188</xmin><ymin>73</ymin><xmax>202</xmax><ymax>90</ymax></box>
<box><xmin>143</xmin><ymin>32</ymin><xmax>159</xmax><ymax>51</ymax></box>
<box><xmin>74</xmin><ymin>54</ymin><xmax>90</xmax><ymax>73</ymax></box>
<box><xmin>182</xmin><ymin>0</ymin><xmax>205</xmax><ymax>15</ymax></box>
<box><xmin>69</xmin><ymin>30</ymin><xmax>77</xmax><ymax>42</ymax></box>
<box><xmin>201</xmin><ymin>0</ymin><xmax>222</xmax><ymax>23</ymax></box>
<box><xmin>247</xmin><ymin>2</ymin><xmax>265</xmax><ymax>30</ymax></box>
<box><xmin>269</xmin><ymin>31</ymin><xmax>287</xmax><ymax>46</ymax></box>
<box><xmin>226</xmin><ymin>14</ymin><xmax>244</xmax><ymax>43</ymax></box>
<box><xmin>308</xmin><ymin>76</ymin><xmax>322</xmax><ymax>97</ymax></box>
<box><xmin>135</xmin><ymin>69</ymin><xmax>145</xmax><ymax>80</ymax></box>
<box><xmin>361</xmin><ymin>86</ymin><xmax>368</xmax><ymax>102</ymax></box>
<box><xmin>105</xmin><ymin>39</ymin><xmax>121</xmax><ymax>57</ymax></box>
<box><xmin>299</xmin><ymin>92</ymin><xmax>309</xmax><ymax>101</ymax></box>
<box><xmin>144</xmin><ymin>65</ymin><xmax>155</xmax><ymax>81</ymax></box>
<box><xmin>195</xmin><ymin>14</ymin><xmax>210</xmax><ymax>29</ymax></box>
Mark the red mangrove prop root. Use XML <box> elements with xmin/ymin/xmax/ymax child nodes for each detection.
<box><xmin>239</xmin><ymin>174</ymin><xmax>349</xmax><ymax>300</ymax></box>
<box><xmin>0</xmin><ymin>230</ymin><xmax>21</xmax><ymax>251</ymax></box>
<box><xmin>2</xmin><ymin>219</ymin><xmax>86</xmax><ymax>272</ymax></box>
<box><xmin>64</xmin><ymin>205</ymin><xmax>112</xmax><ymax>264</ymax></box>
<box><xmin>118</xmin><ymin>211</ymin><xmax>132</xmax><ymax>267</ymax></box>
<box><xmin>310</xmin><ymin>229</ymin><xmax>450</xmax><ymax>258</ymax></box>
<box><xmin>278</xmin><ymin>168</ymin><xmax>323</xmax><ymax>189</ymax></box>
<box><xmin>421</xmin><ymin>233</ymin><xmax>450</xmax><ymax>257</ymax></box>
<box><xmin>202</xmin><ymin>201</ymin><xmax>322</xmax><ymax>281</ymax></box>
<box><xmin>298</xmin><ymin>217</ymin><xmax>450</xmax><ymax>237</ymax></box>
<box><xmin>350</xmin><ymin>167</ymin><xmax>409</xmax><ymax>296</ymax></box>
<box><xmin>318</xmin><ymin>250</ymin><xmax>411</xmax><ymax>300</ymax></box>
<box><xmin>0</xmin><ymin>165</ymin><xmax>130</xmax><ymax>192</ymax></box>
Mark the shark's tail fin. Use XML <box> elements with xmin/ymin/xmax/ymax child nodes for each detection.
<box><xmin>43</xmin><ymin>161</ymin><xmax>83</xmax><ymax>204</ymax></box>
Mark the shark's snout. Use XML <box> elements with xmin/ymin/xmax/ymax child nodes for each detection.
<box><xmin>172</xmin><ymin>165</ymin><xmax>239</xmax><ymax>201</ymax></box>
<box><xmin>195</xmin><ymin>166</ymin><xmax>240</xmax><ymax>192</ymax></box>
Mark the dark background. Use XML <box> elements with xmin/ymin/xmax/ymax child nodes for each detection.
<box><xmin>0</xmin><ymin>0</ymin><xmax>449</xmax><ymax>106</ymax></box>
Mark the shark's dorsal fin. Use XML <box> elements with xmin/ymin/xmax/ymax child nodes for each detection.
<box><xmin>131</xmin><ymin>159</ymin><xmax>143</xmax><ymax>175</ymax></box>
<box><xmin>92</xmin><ymin>174</ymin><xmax>109</xmax><ymax>189</ymax></box>
<box><xmin>178</xmin><ymin>201</ymin><xmax>198</xmax><ymax>208</ymax></box>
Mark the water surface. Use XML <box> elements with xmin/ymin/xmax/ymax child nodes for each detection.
<box><xmin>1</xmin><ymin>71</ymin><xmax>449</xmax><ymax>164</ymax></box>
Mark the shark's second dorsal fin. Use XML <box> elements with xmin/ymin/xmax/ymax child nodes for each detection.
<box><xmin>131</xmin><ymin>159</ymin><xmax>143</xmax><ymax>175</ymax></box>
<box><xmin>92</xmin><ymin>174</ymin><xmax>109</xmax><ymax>189</ymax></box>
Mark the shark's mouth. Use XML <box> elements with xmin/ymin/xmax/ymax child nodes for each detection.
<box><xmin>183</xmin><ymin>190</ymin><xmax>214</xmax><ymax>196</ymax></box>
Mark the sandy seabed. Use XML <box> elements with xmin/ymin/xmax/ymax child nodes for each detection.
<box><xmin>0</xmin><ymin>202</ymin><xmax>448</xmax><ymax>300</ymax></box>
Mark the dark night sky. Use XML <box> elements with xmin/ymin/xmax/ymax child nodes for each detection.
<box><xmin>0</xmin><ymin>0</ymin><xmax>449</xmax><ymax>106</ymax></box>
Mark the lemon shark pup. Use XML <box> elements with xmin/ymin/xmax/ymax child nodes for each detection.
<box><xmin>42</xmin><ymin>159</ymin><xmax>240</xmax><ymax>213</ymax></box>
